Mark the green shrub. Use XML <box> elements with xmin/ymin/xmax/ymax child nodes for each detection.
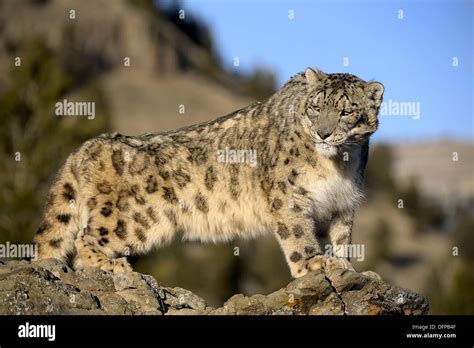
<box><xmin>0</xmin><ymin>38</ymin><xmax>111</xmax><ymax>243</ymax></box>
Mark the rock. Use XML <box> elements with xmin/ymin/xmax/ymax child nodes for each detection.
<box><xmin>0</xmin><ymin>259</ymin><xmax>429</xmax><ymax>315</ymax></box>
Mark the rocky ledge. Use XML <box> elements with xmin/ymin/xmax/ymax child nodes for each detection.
<box><xmin>0</xmin><ymin>259</ymin><xmax>428</xmax><ymax>315</ymax></box>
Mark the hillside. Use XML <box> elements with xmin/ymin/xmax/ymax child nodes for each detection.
<box><xmin>0</xmin><ymin>0</ymin><xmax>252</xmax><ymax>133</ymax></box>
<box><xmin>392</xmin><ymin>141</ymin><xmax>473</xmax><ymax>204</ymax></box>
<box><xmin>102</xmin><ymin>69</ymin><xmax>250</xmax><ymax>135</ymax></box>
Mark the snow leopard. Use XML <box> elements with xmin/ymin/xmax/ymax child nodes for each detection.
<box><xmin>33</xmin><ymin>68</ymin><xmax>384</xmax><ymax>278</ymax></box>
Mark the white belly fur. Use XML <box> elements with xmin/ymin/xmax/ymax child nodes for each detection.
<box><xmin>310</xmin><ymin>174</ymin><xmax>363</xmax><ymax>219</ymax></box>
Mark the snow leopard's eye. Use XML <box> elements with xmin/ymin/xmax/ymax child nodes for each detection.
<box><xmin>307</xmin><ymin>105</ymin><xmax>320</xmax><ymax>116</ymax></box>
<box><xmin>340</xmin><ymin>110</ymin><xmax>351</xmax><ymax>117</ymax></box>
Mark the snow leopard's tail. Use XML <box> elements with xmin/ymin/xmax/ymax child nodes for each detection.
<box><xmin>33</xmin><ymin>152</ymin><xmax>84</xmax><ymax>263</ymax></box>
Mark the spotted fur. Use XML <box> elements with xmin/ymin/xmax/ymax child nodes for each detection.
<box><xmin>33</xmin><ymin>68</ymin><xmax>383</xmax><ymax>278</ymax></box>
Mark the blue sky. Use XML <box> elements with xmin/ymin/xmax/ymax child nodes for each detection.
<box><xmin>179</xmin><ymin>0</ymin><xmax>473</xmax><ymax>142</ymax></box>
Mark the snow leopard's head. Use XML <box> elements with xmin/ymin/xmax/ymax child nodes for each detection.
<box><xmin>301</xmin><ymin>68</ymin><xmax>384</xmax><ymax>157</ymax></box>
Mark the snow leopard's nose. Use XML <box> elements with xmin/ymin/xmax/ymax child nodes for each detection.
<box><xmin>317</xmin><ymin>128</ymin><xmax>333</xmax><ymax>140</ymax></box>
<box><xmin>316</xmin><ymin>113</ymin><xmax>337</xmax><ymax>140</ymax></box>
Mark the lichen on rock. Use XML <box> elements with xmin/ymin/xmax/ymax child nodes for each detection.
<box><xmin>0</xmin><ymin>259</ymin><xmax>428</xmax><ymax>315</ymax></box>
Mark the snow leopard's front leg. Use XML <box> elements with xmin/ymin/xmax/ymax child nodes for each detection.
<box><xmin>326</xmin><ymin>210</ymin><xmax>356</xmax><ymax>271</ymax></box>
<box><xmin>270</xmin><ymin>190</ymin><xmax>329</xmax><ymax>278</ymax></box>
<box><xmin>327</xmin><ymin>211</ymin><xmax>382</xmax><ymax>279</ymax></box>
<box><xmin>272</xmin><ymin>216</ymin><xmax>325</xmax><ymax>278</ymax></box>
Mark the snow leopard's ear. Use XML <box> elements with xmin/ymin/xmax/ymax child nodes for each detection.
<box><xmin>366</xmin><ymin>82</ymin><xmax>384</xmax><ymax>108</ymax></box>
<box><xmin>365</xmin><ymin>81</ymin><xmax>384</xmax><ymax>129</ymax></box>
<box><xmin>305</xmin><ymin>68</ymin><xmax>327</xmax><ymax>85</ymax></box>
